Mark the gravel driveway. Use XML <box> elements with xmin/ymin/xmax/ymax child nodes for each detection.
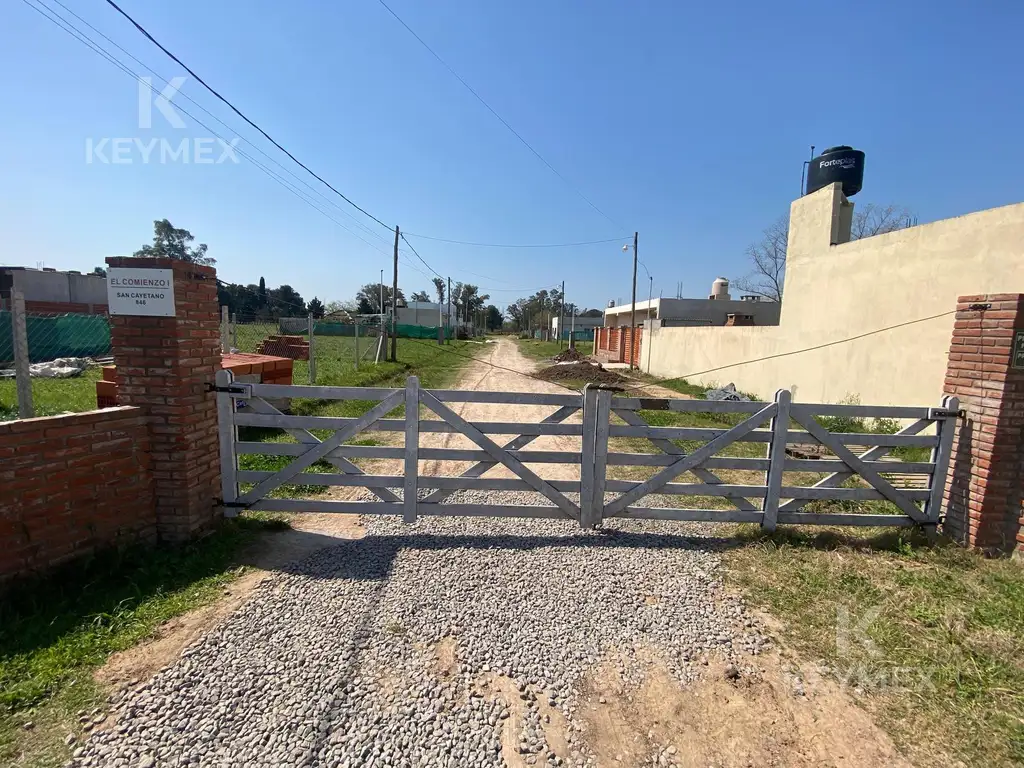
<box><xmin>76</xmin><ymin>341</ymin><xmax>771</xmax><ymax>768</ymax></box>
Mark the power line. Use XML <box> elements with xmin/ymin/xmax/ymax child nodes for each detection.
<box><xmin>376</xmin><ymin>0</ymin><xmax>627</xmax><ymax>234</ymax></box>
<box><xmin>403</xmin><ymin>233</ymin><xmax>622</xmax><ymax>249</ymax></box>
<box><xmin>21</xmin><ymin>0</ymin><xmax>398</xmax><ymax>264</ymax></box>
<box><xmin>101</xmin><ymin>0</ymin><xmax>394</xmax><ymax>232</ymax></box>
<box><xmin>44</xmin><ymin>0</ymin><xmax>394</xmax><ymax>251</ymax></box>
<box><xmin>398</xmin><ymin>233</ymin><xmax>442</xmax><ymax>279</ymax></box>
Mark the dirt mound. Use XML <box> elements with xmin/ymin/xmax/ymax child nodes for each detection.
<box><xmin>552</xmin><ymin>347</ymin><xmax>584</xmax><ymax>363</ymax></box>
<box><xmin>537</xmin><ymin>361</ymin><xmax>626</xmax><ymax>384</ymax></box>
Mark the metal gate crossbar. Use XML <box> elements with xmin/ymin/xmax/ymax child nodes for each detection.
<box><xmin>604</xmin><ymin>402</ymin><xmax>778</xmax><ymax>516</ymax></box>
<box><xmin>420</xmin><ymin>404</ymin><xmax>580</xmax><ymax>505</ymax></box>
<box><xmin>235</xmin><ymin>389</ymin><xmax>405</xmax><ymax>506</ymax></box>
<box><xmin>417</xmin><ymin>390</ymin><xmax>581</xmax><ymax>521</ymax></box>
<box><xmin>241</xmin><ymin>396</ymin><xmax>400</xmax><ymax>503</ymax></box>
<box><xmin>611</xmin><ymin>408</ymin><xmax>760</xmax><ymax>514</ymax></box>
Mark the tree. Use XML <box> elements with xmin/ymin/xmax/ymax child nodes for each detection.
<box><xmin>324</xmin><ymin>299</ymin><xmax>357</xmax><ymax>317</ymax></box>
<box><xmin>580</xmin><ymin>308</ymin><xmax>603</xmax><ymax>318</ymax></box>
<box><xmin>258</xmin><ymin>277</ymin><xmax>267</xmax><ymax>306</ymax></box>
<box><xmin>733</xmin><ymin>215</ymin><xmax>788</xmax><ymax>301</ymax></box>
<box><xmin>269</xmin><ymin>285</ymin><xmax>305</xmax><ymax>316</ymax></box>
<box><xmin>92</xmin><ymin>266</ymin><xmax>106</xmax><ymax>277</ymax></box>
<box><xmin>410</xmin><ymin>290</ymin><xmax>431</xmax><ymax>302</ymax></box>
<box><xmin>133</xmin><ymin>219</ymin><xmax>214</xmax><ymax>265</ymax></box>
<box><xmin>735</xmin><ymin>203</ymin><xmax>915</xmax><ymax>301</ymax></box>
<box><xmin>432</xmin><ymin>276</ymin><xmax>446</xmax><ymax>304</ymax></box>
<box><xmin>307</xmin><ymin>297</ymin><xmax>325</xmax><ymax>319</ymax></box>
<box><xmin>355</xmin><ymin>283</ymin><xmax>405</xmax><ymax>315</ymax></box>
<box><xmin>485</xmin><ymin>305</ymin><xmax>503</xmax><ymax>331</ymax></box>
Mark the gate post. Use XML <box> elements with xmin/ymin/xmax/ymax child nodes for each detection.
<box><xmin>216</xmin><ymin>369</ymin><xmax>239</xmax><ymax>516</ymax></box>
<box><xmin>592</xmin><ymin>388</ymin><xmax>613</xmax><ymax>527</ymax></box>
<box><xmin>106</xmin><ymin>256</ymin><xmax>222</xmax><ymax>541</ymax></box>
<box><xmin>762</xmin><ymin>389</ymin><xmax>791</xmax><ymax>532</ymax></box>
<box><xmin>942</xmin><ymin>294</ymin><xmax>1024</xmax><ymax>555</ymax></box>
<box><xmin>404</xmin><ymin>375</ymin><xmax>420</xmax><ymax>523</ymax></box>
<box><xmin>580</xmin><ymin>385</ymin><xmax>598</xmax><ymax>528</ymax></box>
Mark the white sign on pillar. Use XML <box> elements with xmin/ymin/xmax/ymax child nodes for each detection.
<box><xmin>107</xmin><ymin>268</ymin><xmax>176</xmax><ymax>317</ymax></box>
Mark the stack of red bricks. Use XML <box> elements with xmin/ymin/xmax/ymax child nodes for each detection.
<box><xmin>942</xmin><ymin>294</ymin><xmax>1024</xmax><ymax>554</ymax></box>
<box><xmin>256</xmin><ymin>334</ymin><xmax>310</xmax><ymax>361</ymax></box>
<box><xmin>96</xmin><ymin>353</ymin><xmax>293</xmax><ymax>408</ymax></box>
<box><xmin>96</xmin><ymin>366</ymin><xmax>118</xmax><ymax>408</ymax></box>
<box><xmin>0</xmin><ymin>407</ymin><xmax>155</xmax><ymax>581</ymax></box>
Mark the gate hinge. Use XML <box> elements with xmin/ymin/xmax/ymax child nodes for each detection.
<box><xmin>967</xmin><ymin>302</ymin><xmax>992</xmax><ymax>311</ymax></box>
<box><xmin>206</xmin><ymin>383</ymin><xmax>252</xmax><ymax>396</ymax></box>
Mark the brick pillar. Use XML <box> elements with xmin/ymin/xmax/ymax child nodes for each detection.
<box><xmin>942</xmin><ymin>294</ymin><xmax>1024</xmax><ymax>555</ymax></box>
<box><xmin>105</xmin><ymin>257</ymin><xmax>222</xmax><ymax>541</ymax></box>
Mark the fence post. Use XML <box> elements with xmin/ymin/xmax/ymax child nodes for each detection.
<box><xmin>592</xmin><ymin>388</ymin><xmax>613</xmax><ymax>527</ymax></box>
<box><xmin>404</xmin><ymin>375</ymin><xmax>420</xmax><ymax>523</ymax></box>
<box><xmin>231</xmin><ymin>312</ymin><xmax>237</xmax><ymax>349</ymax></box>
<box><xmin>354</xmin><ymin>321</ymin><xmax>360</xmax><ymax>370</ymax></box>
<box><xmin>220</xmin><ymin>305</ymin><xmax>229</xmax><ymax>354</ymax></box>
<box><xmin>215</xmin><ymin>369</ymin><xmax>239</xmax><ymax>517</ymax></box>
<box><xmin>762</xmin><ymin>388</ymin><xmax>791</xmax><ymax>531</ymax></box>
<box><xmin>580</xmin><ymin>385</ymin><xmax>598</xmax><ymax>528</ymax></box>
<box><xmin>926</xmin><ymin>395</ymin><xmax>958</xmax><ymax>532</ymax></box>
<box><xmin>11</xmin><ymin>290</ymin><xmax>33</xmax><ymax>419</ymax></box>
<box><xmin>307</xmin><ymin>313</ymin><xmax>316</xmax><ymax>384</ymax></box>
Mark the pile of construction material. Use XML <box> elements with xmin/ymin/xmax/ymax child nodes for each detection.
<box><xmin>256</xmin><ymin>334</ymin><xmax>310</xmax><ymax>361</ymax></box>
<box><xmin>551</xmin><ymin>347</ymin><xmax>584</xmax><ymax>363</ymax></box>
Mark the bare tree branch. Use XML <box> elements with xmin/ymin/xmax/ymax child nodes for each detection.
<box><xmin>734</xmin><ymin>215</ymin><xmax>788</xmax><ymax>302</ymax></box>
<box><xmin>851</xmin><ymin>203</ymin><xmax>916</xmax><ymax>239</ymax></box>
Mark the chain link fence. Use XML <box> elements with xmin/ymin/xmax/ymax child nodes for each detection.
<box><xmin>227</xmin><ymin>313</ymin><xmax>389</xmax><ymax>385</ymax></box>
<box><xmin>1</xmin><ymin>290</ymin><xmax>112</xmax><ymax>421</ymax></box>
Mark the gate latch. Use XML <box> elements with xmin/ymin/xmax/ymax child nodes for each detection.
<box><xmin>206</xmin><ymin>383</ymin><xmax>253</xmax><ymax>396</ymax></box>
<box><xmin>928</xmin><ymin>407</ymin><xmax>963</xmax><ymax>419</ymax></box>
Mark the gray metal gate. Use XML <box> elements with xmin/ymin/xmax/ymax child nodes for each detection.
<box><xmin>215</xmin><ymin>371</ymin><xmax>958</xmax><ymax>531</ymax></box>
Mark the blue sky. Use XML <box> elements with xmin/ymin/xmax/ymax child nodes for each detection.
<box><xmin>1</xmin><ymin>0</ymin><xmax>1022</xmax><ymax>311</ymax></box>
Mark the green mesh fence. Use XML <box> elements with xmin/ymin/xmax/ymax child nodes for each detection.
<box><xmin>310</xmin><ymin>321</ymin><xmax>451</xmax><ymax>340</ymax></box>
<box><xmin>0</xmin><ymin>311</ymin><xmax>112</xmax><ymax>363</ymax></box>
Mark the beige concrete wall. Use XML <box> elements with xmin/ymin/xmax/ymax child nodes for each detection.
<box><xmin>646</xmin><ymin>183</ymin><xmax>1024</xmax><ymax>406</ymax></box>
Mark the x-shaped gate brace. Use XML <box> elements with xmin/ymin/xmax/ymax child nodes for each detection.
<box><xmin>603</xmin><ymin>402</ymin><xmax>779</xmax><ymax>517</ymax></box>
<box><xmin>416</xmin><ymin>392</ymin><xmax>581</xmax><ymax>522</ymax></box>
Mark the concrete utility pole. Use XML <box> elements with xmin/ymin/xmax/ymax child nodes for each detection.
<box><xmin>447</xmin><ymin>276</ymin><xmax>452</xmax><ymax>343</ymax></box>
<box><xmin>391</xmin><ymin>225</ymin><xmax>399</xmax><ymax>362</ymax></box>
<box><xmin>629</xmin><ymin>231</ymin><xmax>638</xmax><ymax>370</ymax></box>
<box><xmin>558</xmin><ymin>280</ymin><xmax>565</xmax><ymax>348</ymax></box>
<box><xmin>379</xmin><ymin>269</ymin><xmax>384</xmax><ymax>332</ymax></box>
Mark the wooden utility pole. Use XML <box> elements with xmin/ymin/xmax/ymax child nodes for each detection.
<box><xmin>629</xmin><ymin>231</ymin><xmax>638</xmax><ymax>370</ymax></box>
<box><xmin>391</xmin><ymin>225</ymin><xmax>399</xmax><ymax>361</ymax></box>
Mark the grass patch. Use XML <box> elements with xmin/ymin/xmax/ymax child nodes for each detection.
<box><xmin>725</xmin><ymin>527</ymin><xmax>1024</xmax><ymax>767</ymax></box>
<box><xmin>0</xmin><ymin>367</ymin><xmax>103</xmax><ymax>422</ymax></box>
<box><xmin>514</xmin><ymin>338</ymin><xmax>593</xmax><ymax>361</ymax></box>
<box><xmin>0</xmin><ymin>514</ymin><xmax>289</xmax><ymax>766</ymax></box>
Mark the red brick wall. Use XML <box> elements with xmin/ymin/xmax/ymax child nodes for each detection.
<box><xmin>0</xmin><ymin>407</ymin><xmax>155</xmax><ymax>581</ymax></box>
<box><xmin>942</xmin><ymin>294</ymin><xmax>1024</xmax><ymax>554</ymax></box>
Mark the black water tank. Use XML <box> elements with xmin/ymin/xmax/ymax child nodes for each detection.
<box><xmin>805</xmin><ymin>145</ymin><xmax>865</xmax><ymax>197</ymax></box>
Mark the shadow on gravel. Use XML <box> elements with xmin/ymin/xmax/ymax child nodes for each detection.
<box><xmin>244</xmin><ymin>528</ymin><xmax>751</xmax><ymax>581</ymax></box>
